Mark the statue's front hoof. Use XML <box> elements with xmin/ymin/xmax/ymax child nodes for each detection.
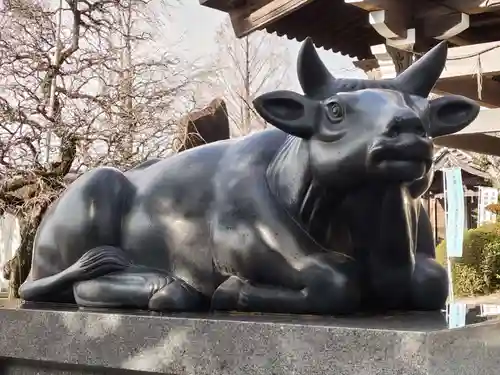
<box><xmin>148</xmin><ymin>278</ymin><xmax>209</xmax><ymax>312</ymax></box>
<box><xmin>211</xmin><ymin>276</ymin><xmax>244</xmax><ymax>311</ymax></box>
<box><xmin>411</xmin><ymin>256</ymin><xmax>448</xmax><ymax>311</ymax></box>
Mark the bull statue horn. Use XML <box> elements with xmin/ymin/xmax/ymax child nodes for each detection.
<box><xmin>395</xmin><ymin>41</ymin><xmax>448</xmax><ymax>98</ymax></box>
<box><xmin>297</xmin><ymin>38</ymin><xmax>335</xmax><ymax>97</ymax></box>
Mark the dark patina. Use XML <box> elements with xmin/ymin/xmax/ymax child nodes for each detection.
<box><xmin>19</xmin><ymin>40</ymin><xmax>479</xmax><ymax>314</ymax></box>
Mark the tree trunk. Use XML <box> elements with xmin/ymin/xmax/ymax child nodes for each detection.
<box><xmin>243</xmin><ymin>36</ymin><xmax>251</xmax><ymax>134</ymax></box>
<box><xmin>6</xmin><ymin>218</ymin><xmax>35</xmax><ymax>298</ymax></box>
<box><xmin>4</xmin><ymin>202</ymin><xmax>51</xmax><ymax>298</ymax></box>
<box><xmin>117</xmin><ymin>1</ymin><xmax>135</xmax><ymax>161</ymax></box>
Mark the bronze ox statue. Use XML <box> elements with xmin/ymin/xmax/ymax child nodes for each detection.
<box><xmin>19</xmin><ymin>40</ymin><xmax>479</xmax><ymax>314</ymax></box>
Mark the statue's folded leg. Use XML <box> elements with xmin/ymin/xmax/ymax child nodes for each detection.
<box><xmin>74</xmin><ymin>267</ymin><xmax>210</xmax><ymax>311</ymax></box>
<box><xmin>410</xmin><ymin>208</ymin><xmax>448</xmax><ymax>311</ymax></box>
<box><xmin>410</xmin><ymin>254</ymin><xmax>448</xmax><ymax>311</ymax></box>
<box><xmin>19</xmin><ymin>246</ymin><xmax>132</xmax><ymax>302</ymax></box>
<box><xmin>21</xmin><ymin>245</ymin><xmax>210</xmax><ymax>311</ymax></box>
<box><xmin>211</xmin><ymin>255</ymin><xmax>360</xmax><ymax>315</ymax></box>
<box><xmin>20</xmin><ymin>167</ymin><xmax>136</xmax><ymax>304</ymax></box>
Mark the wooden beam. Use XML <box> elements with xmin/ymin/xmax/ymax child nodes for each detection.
<box><xmin>230</xmin><ymin>0</ymin><xmax>313</xmax><ymax>38</ymax></box>
<box><xmin>434</xmin><ymin>77</ymin><xmax>500</xmax><ymax>108</ymax></box>
<box><xmin>368</xmin><ymin>44</ymin><xmax>400</xmax><ymax>78</ymax></box>
<box><xmin>348</xmin><ymin>1</ymin><xmax>497</xmax><ymax>50</ymax></box>
<box><xmin>438</xmin><ymin>41</ymin><xmax>500</xmax><ymax>79</ymax></box>
<box><xmin>199</xmin><ymin>0</ymin><xmax>246</xmax><ymax>12</ymax></box>
<box><xmin>434</xmin><ymin>133</ymin><xmax>500</xmax><ymax>157</ymax></box>
<box><xmin>347</xmin><ymin>0</ymin><xmax>500</xmax><ymax>25</ymax></box>
<box><xmin>368</xmin><ymin>9</ymin><xmax>407</xmax><ymax>39</ymax></box>
<box><xmin>363</xmin><ymin>42</ymin><xmax>500</xmax><ymax>82</ymax></box>
<box><xmin>345</xmin><ymin>0</ymin><xmax>396</xmax><ymax>12</ymax></box>
<box><xmin>442</xmin><ymin>0</ymin><xmax>500</xmax><ymax>14</ymax></box>
<box><xmin>346</xmin><ymin>0</ymin><xmax>412</xmax><ymax>41</ymax></box>
<box><xmin>452</xmin><ymin>108</ymin><xmax>500</xmax><ymax>135</ymax></box>
<box><xmin>354</xmin><ymin>58</ymin><xmax>379</xmax><ymax>72</ymax></box>
<box><xmin>417</xmin><ymin>0</ymin><xmax>500</xmax><ymax>17</ymax></box>
<box><xmin>422</xmin><ymin>12</ymin><xmax>470</xmax><ymax>40</ymax></box>
<box><xmin>358</xmin><ymin>42</ymin><xmax>500</xmax><ymax>108</ymax></box>
<box><xmin>448</xmin><ymin>33</ymin><xmax>476</xmax><ymax>46</ymax></box>
<box><xmin>360</xmin><ymin>5</ymin><xmax>472</xmax><ymax>45</ymax></box>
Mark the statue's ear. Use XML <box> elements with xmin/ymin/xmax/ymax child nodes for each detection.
<box><xmin>428</xmin><ymin>95</ymin><xmax>479</xmax><ymax>138</ymax></box>
<box><xmin>253</xmin><ymin>90</ymin><xmax>316</xmax><ymax>139</ymax></box>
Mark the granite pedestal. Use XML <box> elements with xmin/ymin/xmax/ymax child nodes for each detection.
<box><xmin>0</xmin><ymin>300</ymin><xmax>499</xmax><ymax>375</ymax></box>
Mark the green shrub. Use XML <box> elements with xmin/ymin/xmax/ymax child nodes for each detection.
<box><xmin>452</xmin><ymin>263</ymin><xmax>485</xmax><ymax>297</ymax></box>
<box><xmin>481</xmin><ymin>240</ymin><xmax>500</xmax><ymax>291</ymax></box>
<box><xmin>435</xmin><ymin>222</ymin><xmax>500</xmax><ymax>297</ymax></box>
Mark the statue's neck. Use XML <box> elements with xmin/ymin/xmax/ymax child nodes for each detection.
<box><xmin>266</xmin><ymin>137</ymin><xmax>339</xmax><ymax>239</ymax></box>
<box><xmin>265</xmin><ymin>137</ymin><xmax>424</xmax><ymax>256</ymax></box>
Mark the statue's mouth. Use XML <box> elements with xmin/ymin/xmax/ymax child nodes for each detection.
<box><xmin>369</xmin><ymin>145</ymin><xmax>432</xmax><ymax>179</ymax></box>
<box><xmin>370</xmin><ymin>139</ymin><xmax>432</xmax><ymax>165</ymax></box>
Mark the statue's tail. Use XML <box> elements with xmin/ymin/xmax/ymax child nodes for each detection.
<box><xmin>19</xmin><ymin>246</ymin><xmax>132</xmax><ymax>302</ymax></box>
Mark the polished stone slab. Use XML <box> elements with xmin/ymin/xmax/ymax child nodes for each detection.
<box><xmin>0</xmin><ymin>300</ymin><xmax>499</xmax><ymax>374</ymax></box>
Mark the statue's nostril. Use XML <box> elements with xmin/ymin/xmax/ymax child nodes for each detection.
<box><xmin>389</xmin><ymin>114</ymin><xmax>426</xmax><ymax>137</ymax></box>
<box><xmin>387</xmin><ymin>123</ymin><xmax>403</xmax><ymax>138</ymax></box>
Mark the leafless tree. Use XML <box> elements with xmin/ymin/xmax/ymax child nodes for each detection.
<box><xmin>472</xmin><ymin>150</ymin><xmax>500</xmax><ymax>187</ymax></box>
<box><xmin>212</xmin><ymin>18</ymin><xmax>290</xmax><ymax>136</ymax></box>
<box><xmin>0</xmin><ymin>0</ymin><xmax>208</xmax><ymax>296</ymax></box>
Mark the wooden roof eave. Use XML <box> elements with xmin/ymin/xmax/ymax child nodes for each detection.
<box><xmin>432</xmin><ymin>152</ymin><xmax>490</xmax><ymax>179</ymax></box>
<box><xmin>433</xmin><ymin>108</ymin><xmax>500</xmax><ymax>155</ymax></box>
<box><xmin>434</xmin><ymin>133</ymin><xmax>500</xmax><ymax>157</ymax></box>
<box><xmin>201</xmin><ymin>0</ymin><xmax>500</xmax><ymax>62</ymax></box>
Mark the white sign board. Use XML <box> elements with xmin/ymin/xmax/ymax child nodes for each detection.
<box><xmin>448</xmin><ymin>303</ymin><xmax>467</xmax><ymax>329</ymax></box>
<box><xmin>480</xmin><ymin>304</ymin><xmax>500</xmax><ymax>317</ymax></box>
<box><xmin>443</xmin><ymin>168</ymin><xmax>465</xmax><ymax>258</ymax></box>
<box><xmin>0</xmin><ymin>214</ymin><xmax>20</xmax><ymax>293</ymax></box>
<box><xmin>478</xmin><ymin>186</ymin><xmax>498</xmax><ymax>226</ymax></box>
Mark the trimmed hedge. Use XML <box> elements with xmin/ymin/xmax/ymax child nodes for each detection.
<box><xmin>436</xmin><ymin>222</ymin><xmax>500</xmax><ymax>297</ymax></box>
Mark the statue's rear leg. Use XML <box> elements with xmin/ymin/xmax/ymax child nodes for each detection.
<box><xmin>73</xmin><ymin>268</ymin><xmax>210</xmax><ymax>311</ymax></box>
<box><xmin>19</xmin><ymin>167</ymin><xmax>136</xmax><ymax>302</ymax></box>
<box><xmin>20</xmin><ymin>167</ymin><xmax>210</xmax><ymax>311</ymax></box>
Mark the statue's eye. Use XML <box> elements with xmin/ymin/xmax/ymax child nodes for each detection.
<box><xmin>326</xmin><ymin>102</ymin><xmax>344</xmax><ymax>122</ymax></box>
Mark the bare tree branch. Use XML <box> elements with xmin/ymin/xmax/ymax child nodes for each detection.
<box><xmin>0</xmin><ymin>0</ymin><xmax>212</xmax><ymax>296</ymax></box>
<box><xmin>211</xmin><ymin>18</ymin><xmax>290</xmax><ymax>136</ymax></box>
